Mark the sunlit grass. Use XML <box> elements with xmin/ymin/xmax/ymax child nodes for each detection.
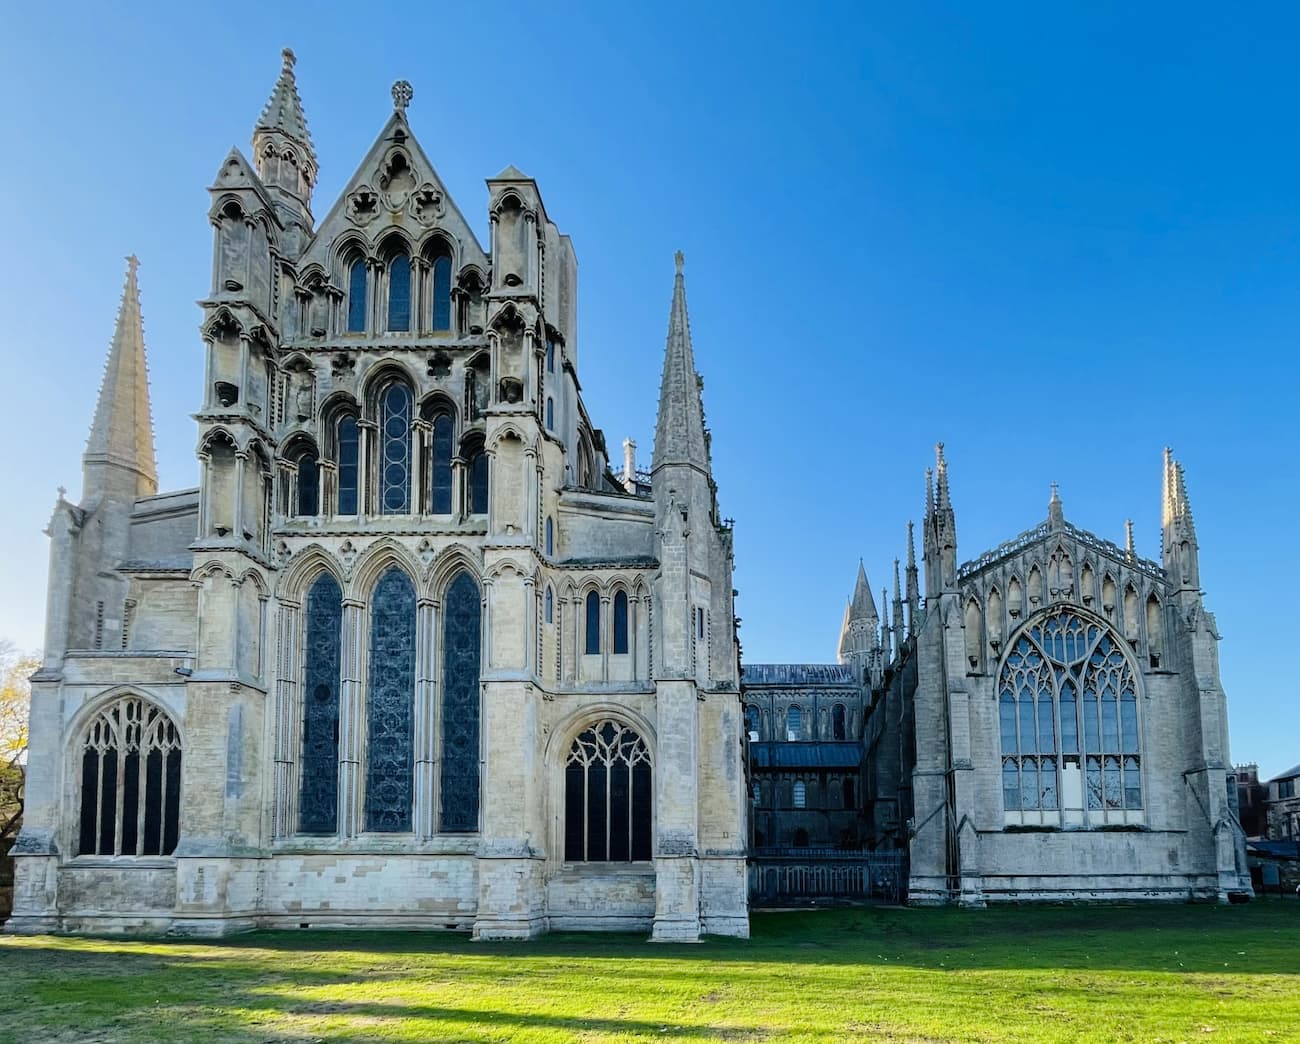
<box><xmin>1</xmin><ymin>901</ymin><xmax>1297</xmax><ymax>1042</ymax></box>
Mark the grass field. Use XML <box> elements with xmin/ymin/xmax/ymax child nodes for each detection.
<box><xmin>1</xmin><ymin>901</ymin><xmax>1298</xmax><ymax>1043</ymax></box>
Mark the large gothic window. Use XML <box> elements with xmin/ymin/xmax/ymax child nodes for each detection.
<box><xmin>78</xmin><ymin>697</ymin><xmax>181</xmax><ymax>857</ymax></box>
<box><xmin>365</xmin><ymin>568</ymin><xmax>416</xmax><ymax>832</ymax></box>
<box><xmin>299</xmin><ymin>573</ymin><xmax>342</xmax><ymax>834</ymax></box>
<box><xmin>564</xmin><ymin>720</ymin><xmax>652</xmax><ymax>862</ymax></box>
<box><xmin>999</xmin><ymin>610</ymin><xmax>1142</xmax><ymax>824</ymax></box>
<box><xmin>378</xmin><ymin>382</ymin><xmax>413</xmax><ymax>514</ymax></box>
<box><xmin>336</xmin><ymin>415</ymin><xmax>360</xmax><ymax>515</ymax></box>
<box><xmin>440</xmin><ymin>570</ymin><xmax>482</xmax><ymax>832</ymax></box>
<box><xmin>387</xmin><ymin>253</ymin><xmax>411</xmax><ymax>332</ymax></box>
<box><xmin>347</xmin><ymin>258</ymin><xmax>367</xmax><ymax>333</ymax></box>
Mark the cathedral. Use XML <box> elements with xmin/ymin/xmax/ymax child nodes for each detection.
<box><xmin>9</xmin><ymin>51</ymin><xmax>1251</xmax><ymax>938</ymax></box>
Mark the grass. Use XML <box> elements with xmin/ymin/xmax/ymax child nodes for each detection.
<box><xmin>1</xmin><ymin>902</ymin><xmax>1298</xmax><ymax>1043</ymax></box>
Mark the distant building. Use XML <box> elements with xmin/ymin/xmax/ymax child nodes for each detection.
<box><xmin>1235</xmin><ymin>764</ymin><xmax>1269</xmax><ymax>840</ymax></box>
<box><xmin>1266</xmin><ymin>764</ymin><xmax>1300</xmax><ymax>841</ymax></box>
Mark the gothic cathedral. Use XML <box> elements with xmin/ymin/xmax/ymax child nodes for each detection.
<box><xmin>9</xmin><ymin>53</ymin><xmax>748</xmax><ymax>939</ymax></box>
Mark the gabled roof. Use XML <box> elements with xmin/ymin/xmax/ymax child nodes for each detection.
<box><xmin>750</xmin><ymin>743</ymin><xmax>863</xmax><ymax>770</ymax></box>
<box><xmin>742</xmin><ymin>663</ymin><xmax>857</xmax><ymax>687</ymax></box>
<box><xmin>1271</xmin><ymin>763</ymin><xmax>1300</xmax><ymax>783</ymax></box>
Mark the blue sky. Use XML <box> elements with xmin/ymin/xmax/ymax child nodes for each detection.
<box><xmin>1</xmin><ymin>3</ymin><xmax>1296</xmax><ymax>778</ymax></box>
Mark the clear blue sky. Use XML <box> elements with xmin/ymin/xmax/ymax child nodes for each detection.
<box><xmin>1</xmin><ymin>3</ymin><xmax>1296</xmax><ymax>778</ymax></box>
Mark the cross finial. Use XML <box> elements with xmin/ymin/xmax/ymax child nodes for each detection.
<box><xmin>674</xmin><ymin>250</ymin><xmax>685</xmax><ymax>274</ymax></box>
<box><xmin>56</xmin><ymin>485</ymin><xmax>67</xmax><ymax>500</ymax></box>
<box><xmin>392</xmin><ymin>80</ymin><xmax>413</xmax><ymax>112</ymax></box>
<box><xmin>281</xmin><ymin>47</ymin><xmax>296</xmax><ymax>72</ymax></box>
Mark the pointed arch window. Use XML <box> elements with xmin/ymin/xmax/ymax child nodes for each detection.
<box><xmin>564</xmin><ymin>720</ymin><xmax>652</xmax><ymax>862</ymax></box>
<box><xmin>299</xmin><ymin>573</ymin><xmax>342</xmax><ymax>834</ymax></box>
<box><xmin>347</xmin><ymin>258</ymin><xmax>367</xmax><ymax>333</ymax></box>
<box><xmin>545</xmin><ymin>396</ymin><xmax>555</xmax><ymax>432</ymax></box>
<box><xmin>387</xmin><ymin>253</ymin><xmax>411</xmax><ymax>332</ymax></box>
<box><xmin>440</xmin><ymin>570</ymin><xmax>481</xmax><ymax>832</ymax></box>
<box><xmin>998</xmin><ymin>610</ymin><xmax>1142</xmax><ymax>824</ymax></box>
<box><xmin>612</xmin><ymin>590</ymin><xmax>629</xmax><ymax>655</ymax></box>
<box><xmin>365</xmin><ymin>567</ymin><xmax>416</xmax><ymax>832</ymax></box>
<box><xmin>545</xmin><ymin>516</ymin><xmax>554</xmax><ymax>557</ymax></box>
<box><xmin>293</xmin><ymin>448</ymin><xmax>319</xmax><ymax>517</ymax></box>
<box><xmin>378</xmin><ymin>382</ymin><xmax>413</xmax><ymax>514</ymax></box>
<box><xmin>336</xmin><ymin>415</ymin><xmax>360</xmax><ymax>515</ymax></box>
<box><xmin>465</xmin><ymin>442</ymin><xmax>488</xmax><ymax>516</ymax></box>
<box><xmin>431</xmin><ymin>254</ymin><xmax>453</xmax><ymax>332</ymax></box>
<box><xmin>78</xmin><ymin>697</ymin><xmax>181</xmax><ymax>857</ymax></box>
<box><xmin>585</xmin><ymin>591</ymin><xmax>601</xmax><ymax>654</ymax></box>
<box><xmin>429</xmin><ymin>412</ymin><xmax>453</xmax><ymax>515</ymax></box>
<box><xmin>545</xmin><ymin>585</ymin><xmax>554</xmax><ymax>624</ymax></box>
<box><xmin>745</xmin><ymin>705</ymin><xmax>760</xmax><ymax>737</ymax></box>
<box><xmin>546</xmin><ymin>338</ymin><xmax>556</xmax><ymax>374</ymax></box>
<box><xmin>786</xmin><ymin>705</ymin><xmax>802</xmax><ymax>741</ymax></box>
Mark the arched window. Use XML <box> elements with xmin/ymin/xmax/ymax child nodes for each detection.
<box><xmin>294</xmin><ymin>448</ymin><xmax>319</xmax><ymax>517</ymax></box>
<box><xmin>347</xmin><ymin>257</ymin><xmax>367</xmax><ymax>333</ymax></box>
<box><xmin>545</xmin><ymin>516</ymin><xmax>554</xmax><ymax>557</ymax></box>
<box><xmin>585</xmin><ymin>591</ymin><xmax>600</xmax><ymax>654</ymax></box>
<box><xmin>466</xmin><ymin>443</ymin><xmax>488</xmax><ymax>515</ymax></box>
<box><xmin>440</xmin><ymin>570</ymin><xmax>482</xmax><ymax>832</ymax></box>
<box><xmin>564</xmin><ymin>720</ymin><xmax>652</xmax><ymax>861</ymax></box>
<box><xmin>299</xmin><ymin>572</ymin><xmax>342</xmax><ymax>833</ymax></box>
<box><xmin>429</xmin><ymin>412</ymin><xmax>453</xmax><ymax>515</ymax></box>
<box><xmin>387</xmin><ymin>253</ymin><xmax>411</xmax><ymax>332</ymax></box>
<box><xmin>786</xmin><ymin>705</ymin><xmax>802</xmax><ymax>741</ymax></box>
<box><xmin>612</xmin><ymin>590</ymin><xmax>629</xmax><ymax>655</ymax></box>
<box><xmin>378</xmin><ymin>382</ymin><xmax>412</xmax><ymax>514</ymax></box>
<box><xmin>78</xmin><ymin>697</ymin><xmax>181</xmax><ymax>856</ymax></box>
<box><xmin>365</xmin><ymin>567</ymin><xmax>416</xmax><ymax>832</ymax></box>
<box><xmin>336</xmin><ymin>414</ymin><xmax>359</xmax><ymax>515</ymax></box>
<box><xmin>431</xmin><ymin>254</ymin><xmax>452</xmax><ymax>332</ymax></box>
<box><xmin>545</xmin><ymin>586</ymin><xmax>554</xmax><ymax>624</ymax></box>
<box><xmin>745</xmin><ymin>705</ymin><xmax>760</xmax><ymax>737</ymax></box>
<box><xmin>998</xmin><ymin>610</ymin><xmax>1141</xmax><ymax>822</ymax></box>
<box><xmin>832</xmin><ymin>703</ymin><xmax>847</xmax><ymax>741</ymax></box>
<box><xmin>793</xmin><ymin>781</ymin><xmax>806</xmax><ymax>809</ymax></box>
<box><xmin>546</xmin><ymin>337</ymin><xmax>555</xmax><ymax>374</ymax></box>
<box><xmin>545</xmin><ymin>396</ymin><xmax>554</xmax><ymax>431</ymax></box>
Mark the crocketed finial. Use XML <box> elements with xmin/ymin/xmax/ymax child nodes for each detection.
<box><xmin>392</xmin><ymin>80</ymin><xmax>413</xmax><ymax>112</ymax></box>
<box><xmin>674</xmin><ymin>250</ymin><xmax>685</xmax><ymax>275</ymax></box>
<box><xmin>281</xmin><ymin>47</ymin><xmax>296</xmax><ymax>72</ymax></box>
<box><xmin>126</xmin><ymin>254</ymin><xmax>139</xmax><ymax>276</ymax></box>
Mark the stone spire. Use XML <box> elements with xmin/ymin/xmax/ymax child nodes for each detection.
<box><xmin>934</xmin><ymin>442</ymin><xmax>951</xmax><ymax>512</ymax></box>
<box><xmin>880</xmin><ymin>587</ymin><xmax>892</xmax><ymax>657</ymax></box>
<box><xmin>892</xmin><ymin>557</ymin><xmax>905</xmax><ymax>648</ymax></box>
<box><xmin>83</xmin><ymin>256</ymin><xmax>157</xmax><ymax>500</ymax></box>
<box><xmin>1048</xmin><ymin>481</ymin><xmax>1064</xmax><ymax>528</ymax></box>
<box><xmin>924</xmin><ymin>443</ymin><xmax>957</xmax><ymax>597</ymax></box>
<box><xmin>1125</xmin><ymin>518</ymin><xmax>1136</xmax><ymax>561</ymax></box>
<box><xmin>1161</xmin><ymin>447</ymin><xmax>1200</xmax><ymax>591</ymax></box>
<box><xmin>850</xmin><ymin>560</ymin><xmax>878</xmax><ymax>623</ymax></box>
<box><xmin>652</xmin><ymin>252</ymin><xmax>710</xmax><ymax>475</ymax></box>
<box><xmin>905</xmin><ymin>520</ymin><xmax>921</xmax><ymax>634</ymax></box>
<box><xmin>252</xmin><ymin>48</ymin><xmax>316</xmax><ymax>213</ymax></box>
<box><xmin>836</xmin><ymin>598</ymin><xmax>853</xmax><ymax>664</ymax></box>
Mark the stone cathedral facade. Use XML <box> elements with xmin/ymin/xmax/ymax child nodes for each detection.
<box><xmin>9</xmin><ymin>53</ymin><xmax>748</xmax><ymax>939</ymax></box>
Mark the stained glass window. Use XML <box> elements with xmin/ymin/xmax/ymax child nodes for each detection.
<box><xmin>378</xmin><ymin>383</ymin><xmax>412</xmax><ymax>514</ymax></box>
<box><xmin>387</xmin><ymin>254</ymin><xmax>411</xmax><ymax>332</ymax></box>
<box><xmin>296</xmin><ymin>450</ymin><xmax>319</xmax><ymax>517</ymax></box>
<box><xmin>440</xmin><ymin>570</ymin><xmax>481</xmax><ymax>832</ymax></box>
<box><xmin>78</xmin><ymin>697</ymin><xmax>181</xmax><ymax>856</ymax></box>
<box><xmin>612</xmin><ymin>591</ymin><xmax>629</xmax><ymax>654</ymax></box>
<box><xmin>545</xmin><ymin>517</ymin><xmax>554</xmax><ymax>557</ymax></box>
<box><xmin>347</xmin><ymin>258</ymin><xmax>367</xmax><ymax>333</ymax></box>
<box><xmin>336</xmin><ymin>415</ymin><xmax>359</xmax><ymax>515</ymax></box>
<box><xmin>998</xmin><ymin>610</ymin><xmax>1141</xmax><ymax>820</ymax></box>
<box><xmin>300</xmin><ymin>573</ymin><xmax>342</xmax><ymax>833</ymax></box>
<box><xmin>585</xmin><ymin>591</ymin><xmax>600</xmax><ymax>654</ymax></box>
<box><xmin>365</xmin><ymin>568</ymin><xmax>416</xmax><ymax>832</ymax></box>
<box><xmin>564</xmin><ymin>720</ymin><xmax>652</xmax><ymax>861</ymax></box>
<box><xmin>546</xmin><ymin>338</ymin><xmax>555</xmax><ymax>373</ymax></box>
<box><xmin>467</xmin><ymin>446</ymin><xmax>488</xmax><ymax>515</ymax></box>
<box><xmin>430</xmin><ymin>413</ymin><xmax>453</xmax><ymax>514</ymax></box>
<box><xmin>432</xmin><ymin>255</ymin><xmax>452</xmax><ymax>332</ymax></box>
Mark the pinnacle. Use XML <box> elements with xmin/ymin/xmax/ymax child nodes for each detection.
<box><xmin>652</xmin><ymin>252</ymin><xmax>709</xmax><ymax>474</ymax></box>
<box><xmin>255</xmin><ymin>46</ymin><xmax>316</xmax><ymax>165</ymax></box>
<box><xmin>84</xmin><ymin>256</ymin><xmax>157</xmax><ymax>497</ymax></box>
<box><xmin>850</xmin><ymin>561</ymin><xmax>878</xmax><ymax>621</ymax></box>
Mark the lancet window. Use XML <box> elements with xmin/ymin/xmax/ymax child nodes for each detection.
<box><xmin>428</xmin><ymin>411</ymin><xmax>454</xmax><ymax>515</ymax></box>
<box><xmin>998</xmin><ymin>610</ymin><xmax>1142</xmax><ymax>824</ymax></box>
<box><xmin>465</xmin><ymin>440</ymin><xmax>488</xmax><ymax>516</ymax></box>
<box><xmin>431</xmin><ymin>253</ymin><xmax>452</xmax><ymax>332</ymax></box>
<box><xmin>335</xmin><ymin>414</ymin><xmax>360</xmax><ymax>515</ymax></box>
<box><xmin>377</xmin><ymin>381</ymin><xmax>413</xmax><ymax>514</ymax></box>
<box><xmin>387</xmin><ymin>253</ymin><xmax>411</xmax><ymax>332</ymax></box>
<box><xmin>299</xmin><ymin>573</ymin><xmax>342</xmax><ymax>833</ymax></box>
<box><xmin>439</xmin><ymin>570</ymin><xmax>482</xmax><ymax>832</ymax></box>
<box><xmin>612</xmin><ymin>590</ymin><xmax>629</xmax><ymax>654</ymax></box>
<box><xmin>585</xmin><ymin>591</ymin><xmax>601</xmax><ymax>654</ymax></box>
<box><xmin>347</xmin><ymin>257</ymin><xmax>367</xmax><ymax>333</ymax></box>
<box><xmin>564</xmin><ymin>720</ymin><xmax>652</xmax><ymax>862</ymax></box>
<box><xmin>365</xmin><ymin>567</ymin><xmax>417</xmax><ymax>832</ymax></box>
<box><xmin>77</xmin><ymin>697</ymin><xmax>181</xmax><ymax>857</ymax></box>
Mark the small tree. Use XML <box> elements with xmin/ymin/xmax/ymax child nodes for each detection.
<box><xmin>0</xmin><ymin>643</ymin><xmax>38</xmax><ymax>862</ymax></box>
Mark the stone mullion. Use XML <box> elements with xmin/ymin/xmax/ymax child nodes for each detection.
<box><xmin>338</xmin><ymin>599</ymin><xmax>366</xmax><ymax>838</ymax></box>
<box><xmin>414</xmin><ymin>598</ymin><xmax>438</xmax><ymax>839</ymax></box>
<box><xmin>272</xmin><ymin>602</ymin><xmax>301</xmax><ymax>839</ymax></box>
<box><xmin>412</xmin><ymin>418</ymin><xmax>431</xmax><ymax>515</ymax></box>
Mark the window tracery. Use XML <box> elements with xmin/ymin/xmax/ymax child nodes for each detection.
<box><xmin>998</xmin><ymin>610</ymin><xmax>1141</xmax><ymax>825</ymax></box>
<box><xmin>365</xmin><ymin>567</ymin><xmax>416</xmax><ymax>832</ymax></box>
<box><xmin>378</xmin><ymin>382</ymin><xmax>413</xmax><ymax>514</ymax></box>
<box><xmin>439</xmin><ymin>570</ymin><xmax>481</xmax><ymax>832</ymax></box>
<box><xmin>336</xmin><ymin>414</ymin><xmax>360</xmax><ymax>515</ymax></box>
<box><xmin>563</xmin><ymin>720</ymin><xmax>652</xmax><ymax>862</ymax></box>
<box><xmin>300</xmin><ymin>573</ymin><xmax>342</xmax><ymax>833</ymax></box>
<box><xmin>78</xmin><ymin>697</ymin><xmax>181</xmax><ymax>857</ymax></box>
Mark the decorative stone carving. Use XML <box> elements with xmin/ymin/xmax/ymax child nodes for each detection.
<box><xmin>347</xmin><ymin>186</ymin><xmax>379</xmax><ymax>226</ymax></box>
<box><xmin>410</xmin><ymin>184</ymin><xmax>445</xmax><ymax>225</ymax></box>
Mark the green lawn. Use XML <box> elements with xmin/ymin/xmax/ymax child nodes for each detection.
<box><xmin>1</xmin><ymin>902</ymin><xmax>1297</xmax><ymax>1043</ymax></box>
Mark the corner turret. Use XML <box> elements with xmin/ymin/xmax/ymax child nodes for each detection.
<box><xmin>251</xmin><ymin>47</ymin><xmax>316</xmax><ymax>227</ymax></box>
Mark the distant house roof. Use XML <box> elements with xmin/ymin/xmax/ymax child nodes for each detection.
<box><xmin>750</xmin><ymin>742</ymin><xmax>862</xmax><ymax>770</ymax></box>
<box><xmin>1247</xmin><ymin>839</ymin><xmax>1300</xmax><ymax>861</ymax></box>
<box><xmin>1270</xmin><ymin>763</ymin><xmax>1300</xmax><ymax>783</ymax></box>
<box><xmin>742</xmin><ymin>663</ymin><xmax>857</xmax><ymax>687</ymax></box>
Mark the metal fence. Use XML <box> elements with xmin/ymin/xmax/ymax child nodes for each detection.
<box><xmin>748</xmin><ymin>848</ymin><xmax>907</xmax><ymax>905</ymax></box>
